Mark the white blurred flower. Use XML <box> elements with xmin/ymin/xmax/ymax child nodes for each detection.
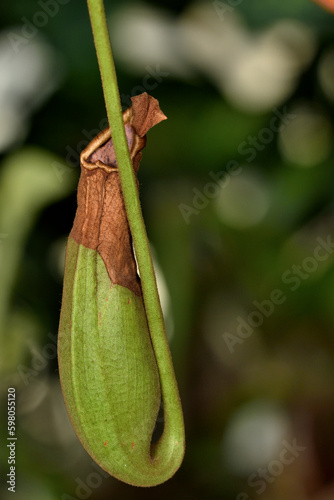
<box><xmin>179</xmin><ymin>3</ymin><xmax>317</xmax><ymax>112</ymax></box>
<box><xmin>110</xmin><ymin>3</ymin><xmax>193</xmax><ymax>79</ymax></box>
<box><xmin>0</xmin><ymin>30</ymin><xmax>63</xmax><ymax>152</ymax></box>
<box><xmin>221</xmin><ymin>400</ymin><xmax>291</xmax><ymax>474</ymax></box>
<box><xmin>222</xmin><ymin>20</ymin><xmax>316</xmax><ymax>112</ymax></box>
<box><xmin>110</xmin><ymin>1</ymin><xmax>317</xmax><ymax>113</ymax></box>
<box><xmin>177</xmin><ymin>1</ymin><xmax>248</xmax><ymax>85</ymax></box>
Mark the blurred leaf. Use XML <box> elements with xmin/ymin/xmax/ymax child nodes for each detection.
<box><xmin>0</xmin><ymin>147</ymin><xmax>74</xmax><ymax>365</ymax></box>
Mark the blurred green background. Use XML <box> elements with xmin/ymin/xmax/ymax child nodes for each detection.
<box><xmin>1</xmin><ymin>0</ymin><xmax>334</xmax><ymax>498</ymax></box>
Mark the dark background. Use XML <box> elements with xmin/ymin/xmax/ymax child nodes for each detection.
<box><xmin>1</xmin><ymin>0</ymin><xmax>334</xmax><ymax>499</ymax></box>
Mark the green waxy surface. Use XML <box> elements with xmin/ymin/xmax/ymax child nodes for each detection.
<box><xmin>58</xmin><ymin>238</ymin><xmax>184</xmax><ymax>486</ymax></box>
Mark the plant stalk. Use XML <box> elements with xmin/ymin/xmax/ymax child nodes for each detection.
<box><xmin>86</xmin><ymin>0</ymin><xmax>185</xmax><ymax>482</ymax></box>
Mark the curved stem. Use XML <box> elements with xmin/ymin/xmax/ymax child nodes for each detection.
<box><xmin>86</xmin><ymin>0</ymin><xmax>185</xmax><ymax>482</ymax></box>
